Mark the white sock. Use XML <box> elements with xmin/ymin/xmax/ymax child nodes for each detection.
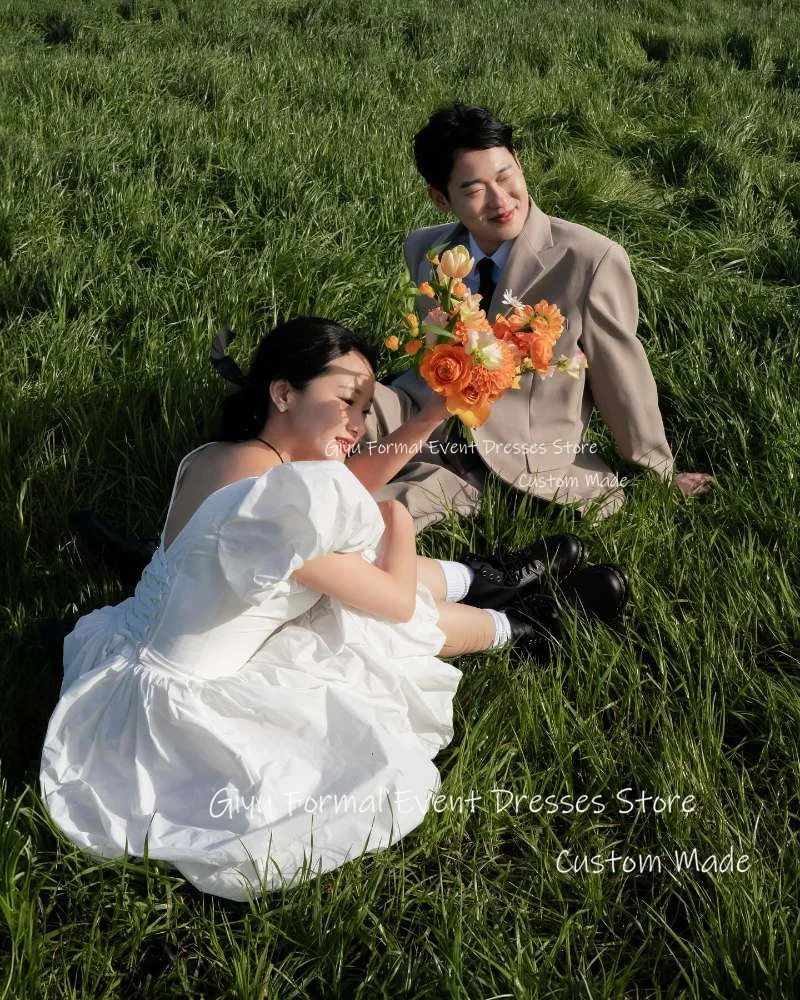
<box><xmin>485</xmin><ymin>608</ymin><xmax>512</xmax><ymax>649</ymax></box>
<box><xmin>435</xmin><ymin>559</ymin><xmax>475</xmax><ymax>602</ymax></box>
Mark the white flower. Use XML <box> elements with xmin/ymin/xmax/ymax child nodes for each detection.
<box><xmin>502</xmin><ymin>288</ymin><xmax>525</xmax><ymax>310</ymax></box>
<box><xmin>555</xmin><ymin>351</ymin><xmax>588</xmax><ymax>379</ymax></box>
<box><xmin>465</xmin><ymin>329</ymin><xmax>503</xmax><ymax>369</ymax></box>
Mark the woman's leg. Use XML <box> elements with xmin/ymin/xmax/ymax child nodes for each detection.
<box><xmin>416</xmin><ymin>555</ymin><xmax>448</xmax><ymax>600</ymax></box>
<box><xmin>417</xmin><ymin>556</ymin><xmax>500</xmax><ymax>654</ymax></box>
<box><xmin>433</xmin><ymin>599</ymin><xmax>496</xmax><ymax>657</ymax></box>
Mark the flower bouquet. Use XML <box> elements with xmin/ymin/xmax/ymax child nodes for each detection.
<box><xmin>385</xmin><ymin>244</ymin><xmax>587</xmax><ymax>430</ymax></box>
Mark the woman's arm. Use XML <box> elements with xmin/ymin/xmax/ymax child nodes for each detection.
<box><xmin>346</xmin><ymin>394</ymin><xmax>450</xmax><ymax>494</ymax></box>
<box><xmin>291</xmin><ymin>500</ymin><xmax>417</xmax><ymax>623</ymax></box>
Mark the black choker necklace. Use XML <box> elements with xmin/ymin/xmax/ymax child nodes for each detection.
<box><xmin>255</xmin><ymin>437</ymin><xmax>285</xmax><ymax>464</ymax></box>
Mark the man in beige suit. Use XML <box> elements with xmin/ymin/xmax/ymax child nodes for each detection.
<box><xmin>349</xmin><ymin>105</ymin><xmax>710</xmax><ymax>530</ymax></box>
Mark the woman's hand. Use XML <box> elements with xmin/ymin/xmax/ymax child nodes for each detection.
<box><xmin>376</xmin><ymin>498</ymin><xmax>413</xmax><ymax>527</ymax></box>
<box><xmin>418</xmin><ymin>390</ymin><xmax>451</xmax><ymax>426</ymax></box>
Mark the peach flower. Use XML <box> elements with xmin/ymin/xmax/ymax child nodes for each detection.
<box><xmin>437</xmin><ymin>245</ymin><xmax>474</xmax><ymax>280</ymax></box>
<box><xmin>456</xmin><ymin>292</ymin><xmax>488</xmax><ymax>331</ymax></box>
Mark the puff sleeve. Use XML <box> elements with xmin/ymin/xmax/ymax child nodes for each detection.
<box><xmin>216</xmin><ymin>461</ymin><xmax>385</xmax><ymax>604</ymax></box>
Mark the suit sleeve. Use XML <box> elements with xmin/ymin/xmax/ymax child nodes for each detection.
<box><xmin>402</xmin><ymin>232</ymin><xmax>414</xmax><ymax>274</ymax></box>
<box><xmin>361</xmin><ymin>234</ymin><xmax>423</xmax><ymax>443</ymax></box>
<box><xmin>580</xmin><ymin>244</ymin><xmax>674</xmax><ymax>478</ymax></box>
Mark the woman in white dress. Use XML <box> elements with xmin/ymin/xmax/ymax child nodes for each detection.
<box><xmin>39</xmin><ymin>317</ymin><xmax>561</xmax><ymax>902</ymax></box>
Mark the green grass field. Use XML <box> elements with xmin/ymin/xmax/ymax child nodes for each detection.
<box><xmin>2</xmin><ymin>0</ymin><xmax>800</xmax><ymax>996</ymax></box>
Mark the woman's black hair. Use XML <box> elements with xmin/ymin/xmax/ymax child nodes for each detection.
<box><xmin>215</xmin><ymin>317</ymin><xmax>378</xmax><ymax>442</ymax></box>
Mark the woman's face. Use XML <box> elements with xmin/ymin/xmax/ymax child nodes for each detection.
<box><xmin>280</xmin><ymin>350</ymin><xmax>376</xmax><ymax>462</ymax></box>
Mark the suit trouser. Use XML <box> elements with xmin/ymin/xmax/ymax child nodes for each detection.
<box><xmin>365</xmin><ymin>376</ymin><xmax>628</xmax><ymax>530</ymax></box>
<box><xmin>364</xmin><ymin>379</ymin><xmax>489</xmax><ymax>533</ymax></box>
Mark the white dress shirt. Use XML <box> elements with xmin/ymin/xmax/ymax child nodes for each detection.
<box><xmin>466</xmin><ymin>233</ymin><xmax>513</xmax><ymax>295</ymax></box>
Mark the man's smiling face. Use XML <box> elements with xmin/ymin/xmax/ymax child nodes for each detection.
<box><xmin>428</xmin><ymin>146</ymin><xmax>530</xmax><ymax>256</ymax></box>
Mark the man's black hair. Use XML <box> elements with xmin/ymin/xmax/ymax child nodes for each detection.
<box><xmin>412</xmin><ymin>104</ymin><xmax>515</xmax><ymax>196</ymax></box>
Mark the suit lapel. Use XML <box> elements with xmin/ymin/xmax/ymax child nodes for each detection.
<box><xmin>419</xmin><ymin>203</ymin><xmax>555</xmax><ymax>320</ymax></box>
<box><xmin>487</xmin><ymin>200</ymin><xmax>553</xmax><ymax>319</ymax></box>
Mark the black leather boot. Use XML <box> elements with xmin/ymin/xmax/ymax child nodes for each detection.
<box><xmin>558</xmin><ymin>564</ymin><xmax>629</xmax><ymax>622</ymax></box>
<box><xmin>504</xmin><ymin>596</ymin><xmax>561</xmax><ymax>659</ymax></box>
<box><xmin>461</xmin><ymin>554</ymin><xmax>546</xmax><ymax>610</ymax></box>
<box><xmin>464</xmin><ymin>533</ymin><xmax>588</xmax><ymax>587</ymax></box>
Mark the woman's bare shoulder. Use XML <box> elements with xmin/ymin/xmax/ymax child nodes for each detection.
<box><xmin>163</xmin><ymin>441</ymin><xmax>279</xmax><ymax>549</ymax></box>
<box><xmin>187</xmin><ymin>441</ymin><xmax>276</xmax><ymax>488</ymax></box>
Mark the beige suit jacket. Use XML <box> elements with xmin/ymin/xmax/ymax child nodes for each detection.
<box><xmin>365</xmin><ymin>200</ymin><xmax>674</xmax><ymax>529</ymax></box>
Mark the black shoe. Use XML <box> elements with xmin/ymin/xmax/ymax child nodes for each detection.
<box><xmin>69</xmin><ymin>509</ymin><xmax>156</xmax><ymax>578</ymax></box>
<box><xmin>461</xmin><ymin>554</ymin><xmax>547</xmax><ymax>610</ymax></box>
<box><xmin>503</xmin><ymin>533</ymin><xmax>588</xmax><ymax>580</ymax></box>
<box><xmin>558</xmin><ymin>564</ymin><xmax>629</xmax><ymax>623</ymax></box>
<box><xmin>504</xmin><ymin>597</ymin><xmax>561</xmax><ymax>660</ymax></box>
<box><xmin>464</xmin><ymin>533</ymin><xmax>588</xmax><ymax>591</ymax></box>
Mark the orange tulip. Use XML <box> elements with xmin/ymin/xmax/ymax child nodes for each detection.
<box><xmin>419</xmin><ymin>282</ymin><xmax>435</xmax><ymax>298</ymax></box>
<box><xmin>452</xmin><ymin>280</ymin><xmax>468</xmax><ymax>297</ymax></box>
<box><xmin>492</xmin><ymin>314</ymin><xmax>514</xmax><ymax>340</ymax></box>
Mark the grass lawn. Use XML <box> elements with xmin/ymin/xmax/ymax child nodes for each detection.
<box><xmin>1</xmin><ymin>0</ymin><xmax>799</xmax><ymax>996</ymax></box>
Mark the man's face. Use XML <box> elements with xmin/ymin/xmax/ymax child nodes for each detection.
<box><xmin>428</xmin><ymin>146</ymin><xmax>529</xmax><ymax>255</ymax></box>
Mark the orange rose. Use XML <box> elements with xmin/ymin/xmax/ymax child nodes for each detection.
<box><xmin>419</xmin><ymin>344</ymin><xmax>472</xmax><ymax>396</ymax></box>
<box><xmin>525</xmin><ymin>333</ymin><xmax>554</xmax><ymax>373</ymax></box>
<box><xmin>384</xmin><ymin>335</ymin><xmax>399</xmax><ymax>351</ymax></box>
<box><xmin>405</xmin><ymin>338</ymin><xmax>423</xmax><ymax>356</ymax></box>
<box><xmin>452</xmin><ymin>280</ymin><xmax>468</xmax><ymax>297</ymax></box>
<box><xmin>447</xmin><ymin>378</ymin><xmax>493</xmax><ymax>427</ymax></box>
<box><xmin>418</xmin><ymin>282</ymin><xmax>435</xmax><ymax>298</ymax></box>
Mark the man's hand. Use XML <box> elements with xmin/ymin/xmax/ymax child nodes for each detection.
<box><xmin>674</xmin><ymin>472</ymin><xmax>713</xmax><ymax>496</ymax></box>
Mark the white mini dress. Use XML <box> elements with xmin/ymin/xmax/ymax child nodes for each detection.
<box><xmin>40</xmin><ymin>447</ymin><xmax>462</xmax><ymax>900</ymax></box>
